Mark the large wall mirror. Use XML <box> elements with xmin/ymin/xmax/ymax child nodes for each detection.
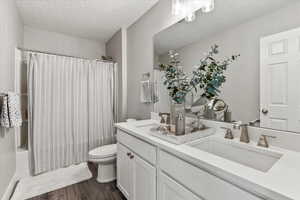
<box><xmin>153</xmin><ymin>0</ymin><xmax>300</xmax><ymax>133</ymax></box>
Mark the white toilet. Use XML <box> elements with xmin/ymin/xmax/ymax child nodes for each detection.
<box><xmin>88</xmin><ymin>144</ymin><xmax>117</xmax><ymax>183</ymax></box>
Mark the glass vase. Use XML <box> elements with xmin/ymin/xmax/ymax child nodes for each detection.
<box><xmin>170</xmin><ymin>100</ymin><xmax>185</xmax><ymax>135</ymax></box>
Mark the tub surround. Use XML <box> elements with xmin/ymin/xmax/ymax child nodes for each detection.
<box><xmin>115</xmin><ymin>119</ymin><xmax>300</xmax><ymax>200</ymax></box>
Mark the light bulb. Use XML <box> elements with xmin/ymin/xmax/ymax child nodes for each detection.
<box><xmin>172</xmin><ymin>0</ymin><xmax>215</xmax><ymax>21</ymax></box>
<box><xmin>172</xmin><ymin>0</ymin><xmax>183</xmax><ymax>16</ymax></box>
<box><xmin>185</xmin><ymin>12</ymin><xmax>196</xmax><ymax>22</ymax></box>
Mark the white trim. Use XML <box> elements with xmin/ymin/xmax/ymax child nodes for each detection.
<box><xmin>14</xmin><ymin>48</ymin><xmax>22</xmax><ymax>149</ymax></box>
<box><xmin>117</xmin><ymin>183</ymin><xmax>129</xmax><ymax>199</ymax></box>
<box><xmin>121</xmin><ymin>27</ymin><xmax>128</xmax><ymax>120</ymax></box>
<box><xmin>1</xmin><ymin>174</ymin><xmax>18</xmax><ymax>200</ymax></box>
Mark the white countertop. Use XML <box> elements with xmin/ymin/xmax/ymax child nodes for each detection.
<box><xmin>115</xmin><ymin>119</ymin><xmax>300</xmax><ymax>200</ymax></box>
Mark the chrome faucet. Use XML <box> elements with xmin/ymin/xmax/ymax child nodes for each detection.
<box><xmin>233</xmin><ymin>123</ymin><xmax>250</xmax><ymax>143</ymax></box>
<box><xmin>257</xmin><ymin>135</ymin><xmax>276</xmax><ymax>148</ymax></box>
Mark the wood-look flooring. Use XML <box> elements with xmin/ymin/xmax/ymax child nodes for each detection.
<box><xmin>27</xmin><ymin>163</ymin><xmax>126</xmax><ymax>200</ymax></box>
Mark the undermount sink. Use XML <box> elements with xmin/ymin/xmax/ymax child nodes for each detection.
<box><xmin>189</xmin><ymin>137</ymin><xmax>283</xmax><ymax>172</ymax></box>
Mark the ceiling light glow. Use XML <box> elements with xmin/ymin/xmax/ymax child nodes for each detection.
<box><xmin>172</xmin><ymin>0</ymin><xmax>214</xmax><ymax>22</ymax></box>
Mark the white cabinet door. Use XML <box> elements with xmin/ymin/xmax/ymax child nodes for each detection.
<box><xmin>260</xmin><ymin>27</ymin><xmax>300</xmax><ymax>132</ymax></box>
<box><xmin>117</xmin><ymin>143</ymin><xmax>132</xmax><ymax>199</ymax></box>
<box><xmin>132</xmin><ymin>154</ymin><xmax>156</xmax><ymax>200</ymax></box>
<box><xmin>159</xmin><ymin>172</ymin><xmax>202</xmax><ymax>200</ymax></box>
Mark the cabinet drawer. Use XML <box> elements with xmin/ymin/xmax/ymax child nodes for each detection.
<box><xmin>159</xmin><ymin>172</ymin><xmax>203</xmax><ymax>200</ymax></box>
<box><xmin>117</xmin><ymin>129</ymin><xmax>156</xmax><ymax>165</ymax></box>
<box><xmin>160</xmin><ymin>151</ymin><xmax>264</xmax><ymax>200</ymax></box>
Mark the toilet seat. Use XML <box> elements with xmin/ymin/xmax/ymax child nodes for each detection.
<box><xmin>89</xmin><ymin>144</ymin><xmax>117</xmax><ymax>160</ymax></box>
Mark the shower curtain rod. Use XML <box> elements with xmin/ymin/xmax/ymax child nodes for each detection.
<box><xmin>17</xmin><ymin>47</ymin><xmax>116</xmax><ymax>64</ymax></box>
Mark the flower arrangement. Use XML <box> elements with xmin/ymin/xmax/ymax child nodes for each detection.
<box><xmin>159</xmin><ymin>45</ymin><xmax>240</xmax><ymax>104</ymax></box>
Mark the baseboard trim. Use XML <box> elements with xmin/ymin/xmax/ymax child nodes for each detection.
<box><xmin>117</xmin><ymin>183</ymin><xmax>129</xmax><ymax>199</ymax></box>
<box><xmin>1</xmin><ymin>174</ymin><xmax>18</xmax><ymax>200</ymax></box>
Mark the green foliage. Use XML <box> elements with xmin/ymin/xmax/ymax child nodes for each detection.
<box><xmin>159</xmin><ymin>45</ymin><xmax>240</xmax><ymax>103</ymax></box>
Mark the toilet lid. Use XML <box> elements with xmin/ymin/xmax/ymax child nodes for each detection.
<box><xmin>89</xmin><ymin>144</ymin><xmax>117</xmax><ymax>159</ymax></box>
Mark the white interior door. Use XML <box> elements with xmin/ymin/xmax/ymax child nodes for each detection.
<box><xmin>260</xmin><ymin>27</ymin><xmax>300</xmax><ymax>132</ymax></box>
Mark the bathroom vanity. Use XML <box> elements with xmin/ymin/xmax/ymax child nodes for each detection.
<box><xmin>116</xmin><ymin>119</ymin><xmax>300</xmax><ymax>200</ymax></box>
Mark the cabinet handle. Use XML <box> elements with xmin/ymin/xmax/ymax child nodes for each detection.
<box><xmin>127</xmin><ymin>152</ymin><xmax>131</xmax><ymax>156</ymax></box>
<box><xmin>262</xmin><ymin>108</ymin><xmax>269</xmax><ymax>115</ymax></box>
<box><xmin>130</xmin><ymin>155</ymin><xmax>134</xmax><ymax>159</ymax></box>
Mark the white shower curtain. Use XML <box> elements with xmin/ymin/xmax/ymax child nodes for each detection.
<box><xmin>28</xmin><ymin>53</ymin><xmax>116</xmax><ymax>175</ymax></box>
<box><xmin>88</xmin><ymin>61</ymin><xmax>115</xmax><ymax>149</ymax></box>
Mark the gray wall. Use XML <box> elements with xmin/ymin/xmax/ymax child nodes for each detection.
<box><xmin>24</xmin><ymin>26</ymin><xmax>106</xmax><ymax>59</ymax></box>
<box><xmin>158</xmin><ymin>2</ymin><xmax>300</xmax><ymax>123</ymax></box>
<box><xmin>0</xmin><ymin>0</ymin><xmax>24</xmax><ymax>198</ymax></box>
<box><xmin>106</xmin><ymin>29</ymin><xmax>123</xmax><ymax>122</ymax></box>
<box><xmin>127</xmin><ymin>0</ymin><xmax>182</xmax><ymax>119</ymax></box>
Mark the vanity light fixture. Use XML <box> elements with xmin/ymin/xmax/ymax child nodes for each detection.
<box><xmin>172</xmin><ymin>0</ymin><xmax>214</xmax><ymax>22</ymax></box>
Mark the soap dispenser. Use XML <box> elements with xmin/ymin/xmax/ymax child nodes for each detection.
<box><xmin>175</xmin><ymin>113</ymin><xmax>185</xmax><ymax>136</ymax></box>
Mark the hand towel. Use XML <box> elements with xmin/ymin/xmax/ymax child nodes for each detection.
<box><xmin>0</xmin><ymin>93</ymin><xmax>22</xmax><ymax>128</ymax></box>
<box><xmin>140</xmin><ymin>80</ymin><xmax>152</xmax><ymax>103</ymax></box>
<box><xmin>0</xmin><ymin>95</ymin><xmax>10</xmax><ymax>128</ymax></box>
<box><xmin>7</xmin><ymin>92</ymin><xmax>22</xmax><ymax>127</ymax></box>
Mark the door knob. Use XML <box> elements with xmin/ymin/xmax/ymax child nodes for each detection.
<box><xmin>262</xmin><ymin>108</ymin><xmax>269</xmax><ymax>115</ymax></box>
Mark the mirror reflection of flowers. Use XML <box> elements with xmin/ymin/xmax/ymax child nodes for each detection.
<box><xmin>159</xmin><ymin>45</ymin><xmax>240</xmax><ymax>104</ymax></box>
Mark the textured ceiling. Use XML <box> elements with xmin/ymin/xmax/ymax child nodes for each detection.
<box><xmin>16</xmin><ymin>0</ymin><xmax>159</xmax><ymax>43</ymax></box>
<box><xmin>154</xmin><ymin>0</ymin><xmax>298</xmax><ymax>55</ymax></box>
